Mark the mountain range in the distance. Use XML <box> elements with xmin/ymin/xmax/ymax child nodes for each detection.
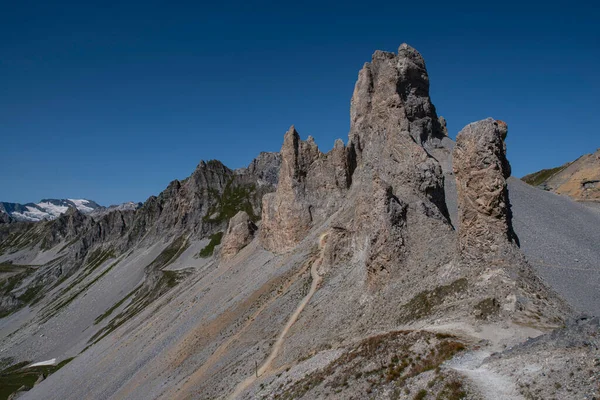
<box><xmin>0</xmin><ymin>199</ymin><xmax>141</xmax><ymax>222</ymax></box>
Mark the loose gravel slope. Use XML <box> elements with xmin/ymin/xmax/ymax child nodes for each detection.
<box><xmin>443</xmin><ymin>153</ymin><xmax>600</xmax><ymax>316</ymax></box>
<box><xmin>507</xmin><ymin>177</ymin><xmax>600</xmax><ymax>316</ymax></box>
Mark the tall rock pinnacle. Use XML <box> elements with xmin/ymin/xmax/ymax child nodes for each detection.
<box><xmin>260</xmin><ymin>44</ymin><xmax>454</xmax><ymax>253</ymax></box>
<box><xmin>348</xmin><ymin>43</ymin><xmax>448</xmax><ymax>215</ymax></box>
<box><xmin>349</xmin><ymin>43</ymin><xmax>445</xmax><ymax>149</ymax></box>
<box><xmin>453</xmin><ymin>118</ymin><xmax>517</xmax><ymax>260</ymax></box>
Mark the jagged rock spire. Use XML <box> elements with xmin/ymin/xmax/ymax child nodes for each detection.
<box><xmin>260</xmin><ymin>126</ymin><xmax>353</xmax><ymax>252</ymax></box>
<box><xmin>260</xmin><ymin>44</ymin><xmax>454</xmax><ymax>253</ymax></box>
<box><xmin>348</xmin><ymin>43</ymin><xmax>449</xmax><ymax>215</ymax></box>
<box><xmin>453</xmin><ymin>118</ymin><xmax>517</xmax><ymax>260</ymax></box>
<box><xmin>349</xmin><ymin>43</ymin><xmax>445</xmax><ymax>151</ymax></box>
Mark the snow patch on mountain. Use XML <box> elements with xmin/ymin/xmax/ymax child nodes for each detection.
<box><xmin>67</xmin><ymin>199</ymin><xmax>94</xmax><ymax>213</ymax></box>
<box><xmin>0</xmin><ymin>199</ymin><xmax>104</xmax><ymax>222</ymax></box>
<box><xmin>37</xmin><ymin>201</ymin><xmax>70</xmax><ymax>217</ymax></box>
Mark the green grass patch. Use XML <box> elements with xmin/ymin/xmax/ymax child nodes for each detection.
<box><xmin>147</xmin><ymin>235</ymin><xmax>189</xmax><ymax>271</ymax></box>
<box><xmin>162</xmin><ymin>270</ymin><xmax>183</xmax><ymax>288</ymax></box>
<box><xmin>414</xmin><ymin>389</ymin><xmax>428</xmax><ymax>400</ymax></box>
<box><xmin>202</xmin><ymin>178</ymin><xmax>258</xmax><ymax>224</ymax></box>
<box><xmin>436</xmin><ymin>380</ymin><xmax>467</xmax><ymax>400</ymax></box>
<box><xmin>93</xmin><ymin>289</ymin><xmax>136</xmax><ymax>325</ymax></box>
<box><xmin>522</xmin><ymin>163</ymin><xmax>569</xmax><ymax>187</ymax></box>
<box><xmin>399</xmin><ymin>278</ymin><xmax>468</xmax><ymax>323</ymax></box>
<box><xmin>17</xmin><ymin>285</ymin><xmax>44</xmax><ymax>305</ymax></box>
<box><xmin>198</xmin><ymin>232</ymin><xmax>223</xmax><ymax>258</ymax></box>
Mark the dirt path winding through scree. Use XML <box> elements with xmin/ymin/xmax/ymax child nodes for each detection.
<box><xmin>448</xmin><ymin>350</ymin><xmax>524</xmax><ymax>400</ymax></box>
<box><xmin>228</xmin><ymin>234</ymin><xmax>327</xmax><ymax>399</ymax></box>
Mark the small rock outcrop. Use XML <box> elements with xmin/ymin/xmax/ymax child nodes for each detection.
<box><xmin>453</xmin><ymin>118</ymin><xmax>516</xmax><ymax>260</ymax></box>
<box><xmin>220</xmin><ymin>211</ymin><xmax>257</xmax><ymax>260</ymax></box>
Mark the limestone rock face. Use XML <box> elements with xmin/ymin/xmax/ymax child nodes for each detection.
<box><xmin>243</xmin><ymin>152</ymin><xmax>281</xmax><ymax>186</ymax></box>
<box><xmin>261</xmin><ymin>44</ymin><xmax>453</xmax><ymax>253</ymax></box>
<box><xmin>453</xmin><ymin>118</ymin><xmax>516</xmax><ymax>260</ymax></box>
<box><xmin>220</xmin><ymin>211</ymin><xmax>257</xmax><ymax>260</ymax></box>
<box><xmin>260</xmin><ymin>126</ymin><xmax>354</xmax><ymax>252</ymax></box>
<box><xmin>348</xmin><ymin>44</ymin><xmax>448</xmax><ymax>213</ymax></box>
<box><xmin>351</xmin><ymin>174</ymin><xmax>408</xmax><ymax>281</ymax></box>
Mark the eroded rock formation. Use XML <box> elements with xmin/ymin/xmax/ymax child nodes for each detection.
<box><xmin>261</xmin><ymin>45</ymin><xmax>455</xmax><ymax>255</ymax></box>
<box><xmin>260</xmin><ymin>126</ymin><xmax>354</xmax><ymax>252</ymax></box>
<box><xmin>453</xmin><ymin>118</ymin><xmax>517</xmax><ymax>260</ymax></box>
<box><xmin>351</xmin><ymin>174</ymin><xmax>408</xmax><ymax>280</ymax></box>
<box><xmin>348</xmin><ymin>43</ymin><xmax>448</xmax><ymax>214</ymax></box>
<box><xmin>220</xmin><ymin>211</ymin><xmax>257</xmax><ymax>260</ymax></box>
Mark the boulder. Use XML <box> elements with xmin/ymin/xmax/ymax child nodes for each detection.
<box><xmin>220</xmin><ymin>211</ymin><xmax>257</xmax><ymax>260</ymax></box>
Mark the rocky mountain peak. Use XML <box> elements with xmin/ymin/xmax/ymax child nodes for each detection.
<box><xmin>260</xmin><ymin>44</ymin><xmax>455</xmax><ymax>252</ymax></box>
<box><xmin>346</xmin><ymin>44</ymin><xmax>449</xmax><ymax>216</ymax></box>
<box><xmin>243</xmin><ymin>151</ymin><xmax>281</xmax><ymax>186</ymax></box>
<box><xmin>349</xmin><ymin>43</ymin><xmax>444</xmax><ymax>150</ymax></box>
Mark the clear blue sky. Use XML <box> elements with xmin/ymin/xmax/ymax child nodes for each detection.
<box><xmin>1</xmin><ymin>1</ymin><xmax>598</xmax><ymax>206</ymax></box>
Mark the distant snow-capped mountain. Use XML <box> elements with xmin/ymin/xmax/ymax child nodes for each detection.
<box><xmin>0</xmin><ymin>199</ymin><xmax>103</xmax><ymax>222</ymax></box>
